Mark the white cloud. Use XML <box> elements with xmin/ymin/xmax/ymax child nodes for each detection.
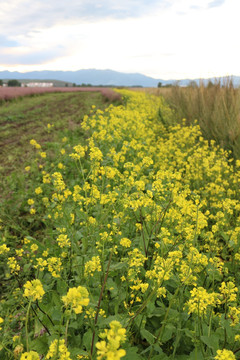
<box><xmin>0</xmin><ymin>0</ymin><xmax>239</xmax><ymax>79</ymax></box>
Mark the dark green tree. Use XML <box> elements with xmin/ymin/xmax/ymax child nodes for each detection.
<box><xmin>7</xmin><ymin>79</ymin><xmax>21</xmax><ymax>87</ymax></box>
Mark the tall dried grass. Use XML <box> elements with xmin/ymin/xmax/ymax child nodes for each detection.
<box><xmin>156</xmin><ymin>80</ymin><xmax>240</xmax><ymax>159</ymax></box>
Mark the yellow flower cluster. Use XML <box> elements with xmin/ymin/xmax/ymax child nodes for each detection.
<box><xmin>23</xmin><ymin>279</ymin><xmax>45</xmax><ymax>302</ymax></box>
<box><xmin>20</xmin><ymin>351</ymin><xmax>40</xmax><ymax>360</ymax></box>
<box><xmin>0</xmin><ymin>317</ymin><xmax>3</xmax><ymax>330</ymax></box>
<box><xmin>96</xmin><ymin>320</ymin><xmax>126</xmax><ymax>360</ymax></box>
<box><xmin>52</xmin><ymin>172</ymin><xmax>66</xmax><ymax>192</ymax></box>
<box><xmin>62</xmin><ymin>286</ymin><xmax>89</xmax><ymax>314</ymax></box>
<box><xmin>146</xmin><ymin>255</ymin><xmax>174</xmax><ymax>284</ymax></box>
<box><xmin>186</xmin><ymin>287</ymin><xmax>218</xmax><ymax>316</ymax></box>
<box><xmin>214</xmin><ymin>349</ymin><xmax>236</xmax><ymax>360</ymax></box>
<box><xmin>0</xmin><ymin>244</ymin><xmax>10</xmax><ymax>255</ymax></box>
<box><xmin>29</xmin><ymin>139</ymin><xmax>41</xmax><ymax>149</ymax></box>
<box><xmin>127</xmin><ymin>248</ymin><xmax>147</xmax><ymax>282</ymax></box>
<box><xmin>89</xmin><ymin>145</ymin><xmax>103</xmax><ymax>162</ymax></box>
<box><xmin>7</xmin><ymin>256</ymin><xmax>20</xmax><ymax>274</ymax></box>
<box><xmin>39</xmin><ymin>151</ymin><xmax>46</xmax><ymax>158</ymax></box>
<box><xmin>56</xmin><ymin>234</ymin><xmax>70</xmax><ymax>248</ymax></box>
<box><xmin>120</xmin><ymin>238</ymin><xmax>131</xmax><ymax>248</ymax></box>
<box><xmin>35</xmin><ymin>187</ymin><xmax>42</xmax><ymax>195</ymax></box>
<box><xmin>69</xmin><ymin>144</ymin><xmax>86</xmax><ymax>160</ymax></box>
<box><xmin>47</xmin><ymin>257</ymin><xmax>62</xmax><ymax>278</ymax></box>
<box><xmin>46</xmin><ymin>339</ymin><xmax>72</xmax><ymax>360</ymax></box>
<box><xmin>84</xmin><ymin>255</ymin><xmax>101</xmax><ymax>276</ymax></box>
<box><xmin>219</xmin><ymin>281</ymin><xmax>238</xmax><ymax>303</ymax></box>
<box><xmin>34</xmin><ymin>257</ymin><xmax>47</xmax><ymax>271</ymax></box>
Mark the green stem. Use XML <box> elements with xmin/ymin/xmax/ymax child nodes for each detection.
<box><xmin>0</xmin><ymin>343</ymin><xmax>14</xmax><ymax>356</ymax></box>
<box><xmin>127</xmin><ymin>288</ymin><xmax>156</xmax><ymax>329</ymax></box>
<box><xmin>31</xmin><ymin>305</ymin><xmax>51</xmax><ymax>335</ymax></box>
<box><xmin>65</xmin><ymin>318</ymin><xmax>70</xmax><ymax>345</ymax></box>
<box><xmin>197</xmin><ymin>309</ymin><xmax>205</xmax><ymax>358</ymax></box>
<box><xmin>25</xmin><ymin>300</ymin><xmax>32</xmax><ymax>352</ymax></box>
<box><xmin>90</xmin><ymin>249</ymin><xmax>113</xmax><ymax>358</ymax></box>
<box><xmin>208</xmin><ymin>308</ymin><xmax>213</xmax><ymax>338</ymax></box>
<box><xmin>36</xmin><ymin>301</ymin><xmax>54</xmax><ymax>326</ymax></box>
<box><xmin>147</xmin><ymin>286</ymin><xmax>180</xmax><ymax>360</ymax></box>
<box><xmin>223</xmin><ymin>301</ymin><xmax>228</xmax><ymax>348</ymax></box>
<box><xmin>78</xmin><ymin>158</ymin><xmax>86</xmax><ymax>183</ymax></box>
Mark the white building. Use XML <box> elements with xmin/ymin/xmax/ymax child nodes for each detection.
<box><xmin>22</xmin><ymin>82</ymin><xmax>54</xmax><ymax>87</ymax></box>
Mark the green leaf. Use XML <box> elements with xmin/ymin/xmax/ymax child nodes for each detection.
<box><xmin>123</xmin><ymin>346</ymin><xmax>143</xmax><ymax>360</ymax></box>
<box><xmin>200</xmin><ymin>335</ymin><xmax>219</xmax><ymax>350</ymax></box>
<box><xmin>56</xmin><ymin>279</ymin><xmax>68</xmax><ymax>295</ymax></box>
<box><xmin>31</xmin><ymin>334</ymin><xmax>48</xmax><ymax>354</ymax></box>
<box><xmin>71</xmin><ymin>348</ymin><xmax>88</xmax><ymax>357</ymax></box>
<box><xmin>98</xmin><ymin>315</ymin><xmax>125</xmax><ymax>327</ymax></box>
<box><xmin>151</xmin><ymin>356</ymin><xmax>169</xmax><ymax>360</ymax></box>
<box><xmin>23</xmin><ymin>263</ymin><xmax>32</xmax><ymax>272</ymax></box>
<box><xmin>69</xmin><ymin>321</ymin><xmax>79</xmax><ymax>329</ymax></box>
<box><xmin>220</xmin><ymin>318</ymin><xmax>234</xmax><ymax>339</ymax></box>
<box><xmin>106</xmin><ymin>278</ymin><xmax>118</xmax><ymax>297</ymax></box>
<box><xmin>140</xmin><ymin>329</ymin><xmax>155</xmax><ymax>345</ymax></box>
<box><xmin>51</xmin><ymin>308</ymin><xmax>62</xmax><ymax>321</ymax></box>
<box><xmin>187</xmin><ymin>349</ymin><xmax>205</xmax><ymax>360</ymax></box>
<box><xmin>75</xmin><ymin>231</ymin><xmax>83</xmax><ymax>240</ymax></box>
<box><xmin>110</xmin><ymin>262</ymin><xmax>128</xmax><ymax>271</ymax></box>
<box><xmin>82</xmin><ymin>328</ymin><xmax>93</xmax><ymax>351</ymax></box>
<box><xmin>51</xmin><ymin>290</ymin><xmax>61</xmax><ymax>306</ymax></box>
<box><xmin>162</xmin><ymin>324</ymin><xmax>175</xmax><ymax>343</ymax></box>
<box><xmin>34</xmin><ymin>319</ymin><xmax>44</xmax><ymax>337</ymax></box>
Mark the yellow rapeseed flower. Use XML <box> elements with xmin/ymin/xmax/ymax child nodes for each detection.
<box><xmin>23</xmin><ymin>279</ymin><xmax>45</xmax><ymax>301</ymax></box>
<box><xmin>186</xmin><ymin>287</ymin><xmax>218</xmax><ymax>316</ymax></box>
<box><xmin>56</xmin><ymin>234</ymin><xmax>70</xmax><ymax>248</ymax></box>
<box><xmin>0</xmin><ymin>317</ymin><xmax>3</xmax><ymax>330</ymax></box>
<box><xmin>0</xmin><ymin>244</ymin><xmax>10</xmax><ymax>255</ymax></box>
<box><xmin>62</xmin><ymin>286</ymin><xmax>89</xmax><ymax>314</ymax></box>
<box><xmin>35</xmin><ymin>187</ymin><xmax>42</xmax><ymax>195</ymax></box>
<box><xmin>214</xmin><ymin>349</ymin><xmax>236</xmax><ymax>360</ymax></box>
<box><xmin>20</xmin><ymin>351</ymin><xmax>40</xmax><ymax>360</ymax></box>
<box><xmin>84</xmin><ymin>256</ymin><xmax>101</xmax><ymax>276</ymax></box>
<box><xmin>46</xmin><ymin>339</ymin><xmax>72</xmax><ymax>360</ymax></box>
<box><xmin>120</xmin><ymin>238</ymin><xmax>131</xmax><ymax>248</ymax></box>
<box><xmin>96</xmin><ymin>321</ymin><xmax>126</xmax><ymax>360</ymax></box>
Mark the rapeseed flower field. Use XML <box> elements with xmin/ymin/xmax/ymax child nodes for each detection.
<box><xmin>1</xmin><ymin>90</ymin><xmax>240</xmax><ymax>359</ymax></box>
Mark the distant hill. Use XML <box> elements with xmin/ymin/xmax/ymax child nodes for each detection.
<box><xmin>0</xmin><ymin>69</ymin><xmax>239</xmax><ymax>87</ymax></box>
<box><xmin>0</xmin><ymin>69</ymin><xmax>159</xmax><ymax>87</ymax></box>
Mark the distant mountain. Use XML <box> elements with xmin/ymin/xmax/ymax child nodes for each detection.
<box><xmin>0</xmin><ymin>69</ymin><xmax>159</xmax><ymax>87</ymax></box>
<box><xmin>0</xmin><ymin>69</ymin><xmax>239</xmax><ymax>87</ymax></box>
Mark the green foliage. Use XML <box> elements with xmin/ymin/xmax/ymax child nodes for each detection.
<box><xmin>7</xmin><ymin>79</ymin><xmax>21</xmax><ymax>87</ymax></box>
<box><xmin>0</xmin><ymin>90</ymin><xmax>240</xmax><ymax>360</ymax></box>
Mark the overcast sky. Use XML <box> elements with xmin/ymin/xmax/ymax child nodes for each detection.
<box><xmin>0</xmin><ymin>0</ymin><xmax>239</xmax><ymax>79</ymax></box>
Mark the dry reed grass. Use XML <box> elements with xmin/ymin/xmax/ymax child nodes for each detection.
<box><xmin>143</xmin><ymin>80</ymin><xmax>240</xmax><ymax>159</ymax></box>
